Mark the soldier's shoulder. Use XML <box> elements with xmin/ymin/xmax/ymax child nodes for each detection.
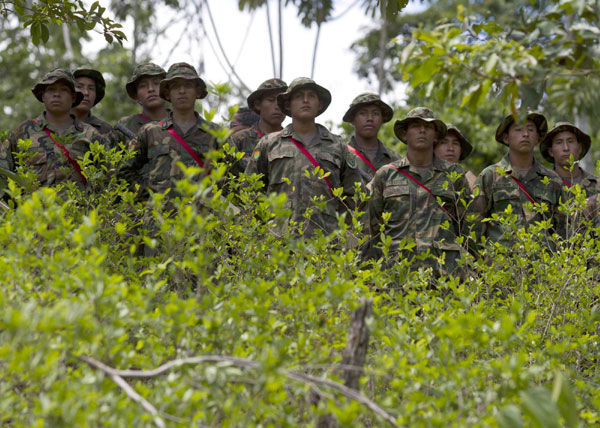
<box><xmin>10</xmin><ymin>119</ymin><xmax>38</xmax><ymax>138</ymax></box>
<box><xmin>228</xmin><ymin>127</ymin><xmax>253</xmax><ymax>143</ymax></box>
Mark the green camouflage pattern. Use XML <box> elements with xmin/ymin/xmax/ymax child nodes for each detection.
<box><xmin>366</xmin><ymin>155</ymin><xmax>473</xmax><ymax>275</ymax></box>
<box><xmin>82</xmin><ymin>114</ymin><xmax>119</xmax><ymax>148</ymax></box>
<box><xmin>560</xmin><ymin>169</ymin><xmax>600</xmax><ymax>197</ymax></box>
<box><xmin>247</xmin><ymin>78</ymin><xmax>288</xmax><ymax>113</ymax></box>
<box><xmin>126</xmin><ymin>63</ymin><xmax>167</xmax><ymax>99</ymax></box>
<box><xmin>73</xmin><ymin>67</ymin><xmax>106</xmax><ymax>105</ymax></box>
<box><xmin>0</xmin><ymin>113</ymin><xmax>104</xmax><ymax>186</ymax></box>
<box><xmin>113</xmin><ymin>112</ymin><xmax>169</xmax><ymax>145</ymax></box>
<box><xmin>348</xmin><ymin>136</ymin><xmax>399</xmax><ymax>181</ymax></box>
<box><xmin>276</xmin><ymin>77</ymin><xmax>331</xmax><ymax>117</ymax></box>
<box><xmin>468</xmin><ymin>153</ymin><xmax>567</xmax><ymax>245</ymax></box>
<box><xmin>342</xmin><ymin>93</ymin><xmax>394</xmax><ymax>123</ymax></box>
<box><xmin>245</xmin><ymin>123</ymin><xmax>364</xmax><ymax>236</ymax></box>
<box><xmin>495</xmin><ymin>112</ymin><xmax>548</xmax><ymax>144</ymax></box>
<box><xmin>227</xmin><ymin>124</ymin><xmax>278</xmax><ymax>176</ymax></box>
<box><xmin>159</xmin><ymin>62</ymin><xmax>207</xmax><ymax>100</ymax></box>
<box><xmin>119</xmin><ymin>111</ymin><xmax>217</xmax><ymax>198</ymax></box>
<box><xmin>540</xmin><ymin>121</ymin><xmax>591</xmax><ymax>163</ymax></box>
<box><xmin>394</xmin><ymin>107</ymin><xmax>447</xmax><ymax>142</ymax></box>
<box><xmin>32</xmin><ymin>68</ymin><xmax>83</xmax><ymax>107</ymax></box>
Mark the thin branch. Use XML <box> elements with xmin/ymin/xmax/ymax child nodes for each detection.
<box><xmin>265</xmin><ymin>0</ymin><xmax>277</xmax><ymax>77</ymax></box>
<box><xmin>310</xmin><ymin>23</ymin><xmax>322</xmax><ymax>79</ymax></box>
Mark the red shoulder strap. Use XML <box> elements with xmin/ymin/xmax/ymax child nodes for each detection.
<box><xmin>390</xmin><ymin>164</ymin><xmax>450</xmax><ymax>216</ymax></box>
<box><xmin>510</xmin><ymin>175</ymin><xmax>536</xmax><ymax>204</ymax></box>
<box><xmin>561</xmin><ymin>178</ymin><xmax>571</xmax><ymax>188</ymax></box>
<box><xmin>162</xmin><ymin>123</ymin><xmax>207</xmax><ymax>171</ymax></box>
<box><xmin>140</xmin><ymin>113</ymin><xmax>149</xmax><ymax>123</ymax></box>
<box><xmin>288</xmin><ymin>136</ymin><xmax>333</xmax><ymax>195</ymax></box>
<box><xmin>348</xmin><ymin>145</ymin><xmax>377</xmax><ymax>173</ymax></box>
<box><xmin>254</xmin><ymin>129</ymin><xmax>265</xmax><ymax>137</ymax></box>
<box><xmin>35</xmin><ymin>122</ymin><xmax>87</xmax><ymax>186</ymax></box>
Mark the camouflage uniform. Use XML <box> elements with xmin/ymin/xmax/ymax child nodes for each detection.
<box><xmin>119</xmin><ymin>63</ymin><xmax>216</xmax><ymax>199</ymax></box>
<box><xmin>227</xmin><ymin>78</ymin><xmax>288</xmax><ymax>175</ymax></box>
<box><xmin>0</xmin><ymin>69</ymin><xmax>104</xmax><ymax>187</ymax></box>
<box><xmin>114</xmin><ymin>63</ymin><xmax>168</xmax><ymax>144</ymax></box>
<box><xmin>469</xmin><ymin>113</ymin><xmax>566</xmax><ymax>245</ymax></box>
<box><xmin>342</xmin><ymin>93</ymin><xmax>399</xmax><ymax>181</ymax></box>
<box><xmin>245</xmin><ymin>78</ymin><xmax>364</xmax><ymax>237</ymax></box>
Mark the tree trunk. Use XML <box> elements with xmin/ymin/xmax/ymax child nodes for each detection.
<box><xmin>377</xmin><ymin>0</ymin><xmax>388</xmax><ymax>95</ymax></box>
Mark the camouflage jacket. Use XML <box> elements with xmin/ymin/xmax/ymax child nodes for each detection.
<box><xmin>559</xmin><ymin>168</ymin><xmax>600</xmax><ymax>198</ymax></box>
<box><xmin>119</xmin><ymin>111</ymin><xmax>217</xmax><ymax>198</ymax></box>
<box><xmin>348</xmin><ymin>136</ymin><xmax>399</xmax><ymax>181</ymax></box>
<box><xmin>245</xmin><ymin>123</ymin><xmax>364</xmax><ymax>236</ymax></box>
<box><xmin>0</xmin><ymin>113</ymin><xmax>103</xmax><ymax>187</ymax></box>
<box><xmin>114</xmin><ymin>112</ymin><xmax>169</xmax><ymax>146</ymax></box>
<box><xmin>83</xmin><ymin>113</ymin><xmax>119</xmax><ymax>148</ymax></box>
<box><xmin>469</xmin><ymin>153</ymin><xmax>567</xmax><ymax>245</ymax></box>
<box><xmin>227</xmin><ymin>123</ymin><xmax>280</xmax><ymax>176</ymax></box>
<box><xmin>366</xmin><ymin>154</ymin><xmax>473</xmax><ymax>275</ymax></box>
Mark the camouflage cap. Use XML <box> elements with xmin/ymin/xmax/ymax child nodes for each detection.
<box><xmin>342</xmin><ymin>93</ymin><xmax>394</xmax><ymax>123</ymax></box>
<box><xmin>393</xmin><ymin>107</ymin><xmax>447</xmax><ymax>143</ymax></box>
<box><xmin>159</xmin><ymin>62</ymin><xmax>208</xmax><ymax>101</ymax></box>
<box><xmin>276</xmin><ymin>77</ymin><xmax>332</xmax><ymax>117</ymax></box>
<box><xmin>247</xmin><ymin>78</ymin><xmax>288</xmax><ymax>113</ymax></box>
<box><xmin>495</xmin><ymin>112</ymin><xmax>548</xmax><ymax>145</ymax></box>
<box><xmin>442</xmin><ymin>124</ymin><xmax>473</xmax><ymax>161</ymax></box>
<box><xmin>540</xmin><ymin>121</ymin><xmax>591</xmax><ymax>163</ymax></box>
<box><xmin>32</xmin><ymin>68</ymin><xmax>84</xmax><ymax>107</ymax></box>
<box><xmin>73</xmin><ymin>66</ymin><xmax>106</xmax><ymax>105</ymax></box>
<box><xmin>125</xmin><ymin>63</ymin><xmax>167</xmax><ymax>100</ymax></box>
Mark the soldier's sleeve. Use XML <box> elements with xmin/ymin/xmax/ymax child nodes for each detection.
<box><xmin>467</xmin><ymin>168</ymin><xmax>492</xmax><ymax>243</ymax></box>
<box><xmin>340</xmin><ymin>143</ymin><xmax>365</xmax><ymax>210</ymax></box>
<box><xmin>225</xmin><ymin>132</ymin><xmax>246</xmax><ymax>177</ymax></box>
<box><xmin>244</xmin><ymin>137</ymin><xmax>269</xmax><ymax>191</ymax></box>
<box><xmin>117</xmin><ymin>129</ymin><xmax>149</xmax><ymax>185</ymax></box>
<box><xmin>365</xmin><ymin>171</ymin><xmax>386</xmax><ymax>257</ymax></box>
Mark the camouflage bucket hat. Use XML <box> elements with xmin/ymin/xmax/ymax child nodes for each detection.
<box><xmin>276</xmin><ymin>77</ymin><xmax>332</xmax><ymax>117</ymax></box>
<box><xmin>342</xmin><ymin>93</ymin><xmax>394</xmax><ymax>123</ymax></box>
<box><xmin>540</xmin><ymin>121</ymin><xmax>591</xmax><ymax>163</ymax></box>
<box><xmin>159</xmin><ymin>62</ymin><xmax>208</xmax><ymax>101</ymax></box>
<box><xmin>247</xmin><ymin>78</ymin><xmax>288</xmax><ymax>113</ymax></box>
<box><xmin>443</xmin><ymin>124</ymin><xmax>473</xmax><ymax>161</ymax></box>
<box><xmin>495</xmin><ymin>112</ymin><xmax>548</xmax><ymax>145</ymax></box>
<box><xmin>125</xmin><ymin>63</ymin><xmax>167</xmax><ymax>100</ymax></box>
<box><xmin>393</xmin><ymin>107</ymin><xmax>447</xmax><ymax>143</ymax></box>
<box><xmin>32</xmin><ymin>68</ymin><xmax>84</xmax><ymax>107</ymax></box>
<box><xmin>73</xmin><ymin>67</ymin><xmax>106</xmax><ymax>105</ymax></box>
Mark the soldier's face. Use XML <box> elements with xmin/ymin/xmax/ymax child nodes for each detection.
<box><xmin>548</xmin><ymin>130</ymin><xmax>582</xmax><ymax>170</ymax></box>
<box><xmin>352</xmin><ymin>105</ymin><xmax>383</xmax><ymax>139</ymax></box>
<box><xmin>434</xmin><ymin>131</ymin><xmax>462</xmax><ymax>163</ymax></box>
<box><xmin>135</xmin><ymin>76</ymin><xmax>164</xmax><ymax>109</ymax></box>
<box><xmin>42</xmin><ymin>82</ymin><xmax>76</xmax><ymax>114</ymax></box>
<box><xmin>74</xmin><ymin>76</ymin><xmax>96</xmax><ymax>112</ymax></box>
<box><xmin>168</xmin><ymin>79</ymin><xmax>197</xmax><ymax>111</ymax></box>
<box><xmin>402</xmin><ymin>119</ymin><xmax>437</xmax><ymax>151</ymax></box>
<box><xmin>288</xmin><ymin>89</ymin><xmax>322</xmax><ymax>120</ymax></box>
<box><xmin>503</xmin><ymin>120</ymin><xmax>539</xmax><ymax>154</ymax></box>
<box><xmin>256</xmin><ymin>92</ymin><xmax>284</xmax><ymax>127</ymax></box>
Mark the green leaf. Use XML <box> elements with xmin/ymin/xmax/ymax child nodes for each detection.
<box><xmin>552</xmin><ymin>373</ymin><xmax>579</xmax><ymax>428</ymax></box>
<box><xmin>497</xmin><ymin>405</ymin><xmax>524</xmax><ymax>428</ymax></box>
<box><xmin>520</xmin><ymin>387</ymin><xmax>561</xmax><ymax>428</ymax></box>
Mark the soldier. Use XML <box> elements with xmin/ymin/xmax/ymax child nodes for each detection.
<box><xmin>342</xmin><ymin>93</ymin><xmax>399</xmax><ymax>181</ymax></box>
<box><xmin>539</xmin><ymin>122</ymin><xmax>599</xmax><ymax>197</ymax></box>
<box><xmin>434</xmin><ymin>124</ymin><xmax>476</xmax><ymax>188</ymax></box>
<box><xmin>366</xmin><ymin>108</ymin><xmax>473</xmax><ymax>276</ymax></box>
<box><xmin>114</xmin><ymin>63</ymin><xmax>169</xmax><ymax>144</ymax></box>
<box><xmin>228</xmin><ymin>78</ymin><xmax>287</xmax><ymax>175</ymax></box>
<box><xmin>245</xmin><ymin>77</ymin><xmax>363</xmax><ymax>237</ymax></box>
<box><xmin>72</xmin><ymin>66</ymin><xmax>117</xmax><ymax>147</ymax></box>
<box><xmin>119</xmin><ymin>62</ymin><xmax>217</xmax><ymax>199</ymax></box>
<box><xmin>229</xmin><ymin>107</ymin><xmax>259</xmax><ymax>133</ymax></box>
<box><xmin>469</xmin><ymin>112</ymin><xmax>566</xmax><ymax>245</ymax></box>
<box><xmin>0</xmin><ymin>68</ymin><xmax>105</xmax><ymax>188</ymax></box>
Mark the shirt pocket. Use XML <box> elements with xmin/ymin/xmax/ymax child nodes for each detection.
<box><xmin>316</xmin><ymin>151</ymin><xmax>342</xmax><ymax>189</ymax></box>
<box><xmin>147</xmin><ymin>144</ymin><xmax>173</xmax><ymax>183</ymax></box>
<box><xmin>267</xmin><ymin>146</ymin><xmax>296</xmax><ymax>188</ymax></box>
<box><xmin>382</xmin><ymin>184</ymin><xmax>412</xmax><ymax>230</ymax></box>
<box><xmin>491</xmin><ymin>184</ymin><xmax>522</xmax><ymax>214</ymax></box>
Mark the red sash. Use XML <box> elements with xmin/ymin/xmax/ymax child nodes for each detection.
<box><xmin>140</xmin><ymin>113</ymin><xmax>149</xmax><ymax>123</ymax></box>
<box><xmin>390</xmin><ymin>164</ymin><xmax>450</xmax><ymax>216</ymax></box>
<box><xmin>510</xmin><ymin>175</ymin><xmax>536</xmax><ymax>204</ymax></box>
<box><xmin>162</xmin><ymin>123</ymin><xmax>206</xmax><ymax>170</ymax></box>
<box><xmin>254</xmin><ymin>129</ymin><xmax>265</xmax><ymax>137</ymax></box>
<box><xmin>348</xmin><ymin>145</ymin><xmax>376</xmax><ymax>173</ymax></box>
<box><xmin>289</xmin><ymin>136</ymin><xmax>333</xmax><ymax>195</ymax></box>
<box><xmin>561</xmin><ymin>178</ymin><xmax>571</xmax><ymax>188</ymax></box>
<box><xmin>33</xmin><ymin>120</ymin><xmax>87</xmax><ymax>186</ymax></box>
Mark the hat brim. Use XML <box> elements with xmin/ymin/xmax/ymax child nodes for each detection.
<box><xmin>495</xmin><ymin>113</ymin><xmax>548</xmax><ymax>145</ymax></box>
<box><xmin>394</xmin><ymin>117</ymin><xmax>448</xmax><ymax>143</ymax></box>
<box><xmin>32</xmin><ymin>78</ymin><xmax>84</xmax><ymax>108</ymax></box>
<box><xmin>276</xmin><ymin>83</ymin><xmax>331</xmax><ymax>117</ymax></box>
<box><xmin>159</xmin><ymin>76</ymin><xmax>208</xmax><ymax>101</ymax></box>
<box><xmin>342</xmin><ymin>100</ymin><xmax>394</xmax><ymax>123</ymax></box>
<box><xmin>247</xmin><ymin>87</ymin><xmax>287</xmax><ymax>114</ymax></box>
<box><xmin>126</xmin><ymin>71</ymin><xmax>168</xmax><ymax>100</ymax></box>
<box><xmin>540</xmin><ymin>124</ymin><xmax>591</xmax><ymax>163</ymax></box>
<box><xmin>74</xmin><ymin>69</ymin><xmax>105</xmax><ymax>105</ymax></box>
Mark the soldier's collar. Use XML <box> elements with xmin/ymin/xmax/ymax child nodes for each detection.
<box><xmin>281</xmin><ymin>123</ymin><xmax>333</xmax><ymax>140</ymax></box>
<box><xmin>161</xmin><ymin>110</ymin><xmax>202</xmax><ymax>129</ymax></box>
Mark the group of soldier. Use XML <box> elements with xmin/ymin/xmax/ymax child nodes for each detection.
<box><xmin>0</xmin><ymin>62</ymin><xmax>597</xmax><ymax>277</ymax></box>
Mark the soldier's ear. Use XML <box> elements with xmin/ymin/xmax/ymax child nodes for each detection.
<box><xmin>547</xmin><ymin>145</ymin><xmax>555</xmax><ymax>159</ymax></box>
<box><xmin>502</xmin><ymin>132</ymin><xmax>509</xmax><ymax>145</ymax></box>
